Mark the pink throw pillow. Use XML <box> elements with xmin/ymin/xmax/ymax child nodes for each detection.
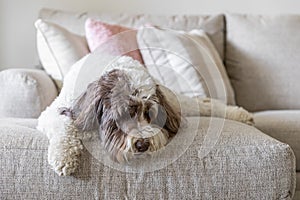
<box><xmin>85</xmin><ymin>18</ymin><xmax>144</xmax><ymax>63</ymax></box>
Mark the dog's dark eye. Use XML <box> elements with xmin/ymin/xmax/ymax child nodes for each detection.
<box><xmin>129</xmin><ymin>105</ymin><xmax>138</xmax><ymax>118</ymax></box>
<box><xmin>144</xmin><ymin>110</ymin><xmax>150</xmax><ymax>122</ymax></box>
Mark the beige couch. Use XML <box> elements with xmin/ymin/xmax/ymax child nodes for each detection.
<box><xmin>0</xmin><ymin>9</ymin><xmax>299</xmax><ymax>199</ymax></box>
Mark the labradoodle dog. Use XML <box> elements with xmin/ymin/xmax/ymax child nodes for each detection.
<box><xmin>37</xmin><ymin>56</ymin><xmax>253</xmax><ymax>176</ymax></box>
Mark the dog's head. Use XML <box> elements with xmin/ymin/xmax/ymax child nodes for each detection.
<box><xmin>70</xmin><ymin>69</ymin><xmax>181</xmax><ymax>163</ymax></box>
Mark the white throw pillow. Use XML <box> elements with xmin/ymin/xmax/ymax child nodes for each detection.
<box><xmin>137</xmin><ymin>27</ymin><xmax>235</xmax><ymax>105</ymax></box>
<box><xmin>35</xmin><ymin>19</ymin><xmax>90</xmax><ymax>89</ymax></box>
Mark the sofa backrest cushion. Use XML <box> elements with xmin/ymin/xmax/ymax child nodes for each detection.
<box><xmin>39</xmin><ymin>8</ymin><xmax>225</xmax><ymax>61</ymax></box>
<box><xmin>226</xmin><ymin>14</ymin><xmax>300</xmax><ymax>111</ymax></box>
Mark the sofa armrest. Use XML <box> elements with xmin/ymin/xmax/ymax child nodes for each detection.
<box><xmin>0</xmin><ymin>68</ymin><xmax>58</xmax><ymax>118</ymax></box>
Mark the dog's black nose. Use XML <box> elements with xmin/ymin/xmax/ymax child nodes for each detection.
<box><xmin>135</xmin><ymin>139</ymin><xmax>150</xmax><ymax>152</ymax></box>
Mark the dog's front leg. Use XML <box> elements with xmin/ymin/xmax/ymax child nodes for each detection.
<box><xmin>196</xmin><ymin>98</ymin><xmax>254</xmax><ymax>125</ymax></box>
<box><xmin>48</xmin><ymin>125</ymin><xmax>83</xmax><ymax>176</ymax></box>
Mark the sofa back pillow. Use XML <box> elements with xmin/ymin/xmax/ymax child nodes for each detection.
<box><xmin>35</xmin><ymin>19</ymin><xmax>89</xmax><ymax>89</ymax></box>
<box><xmin>226</xmin><ymin>14</ymin><xmax>300</xmax><ymax>111</ymax></box>
<box><xmin>138</xmin><ymin>27</ymin><xmax>235</xmax><ymax>105</ymax></box>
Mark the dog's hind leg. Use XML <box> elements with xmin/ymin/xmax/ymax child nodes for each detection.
<box><xmin>161</xmin><ymin>89</ymin><xmax>254</xmax><ymax>125</ymax></box>
<box><xmin>196</xmin><ymin>98</ymin><xmax>254</xmax><ymax>125</ymax></box>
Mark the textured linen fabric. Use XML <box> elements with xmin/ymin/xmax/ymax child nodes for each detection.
<box><xmin>137</xmin><ymin>28</ymin><xmax>235</xmax><ymax>105</ymax></box>
<box><xmin>0</xmin><ymin>117</ymin><xmax>296</xmax><ymax>199</ymax></box>
<box><xmin>226</xmin><ymin>14</ymin><xmax>300</xmax><ymax>111</ymax></box>
<box><xmin>0</xmin><ymin>69</ymin><xmax>58</xmax><ymax>118</ymax></box>
<box><xmin>254</xmin><ymin>110</ymin><xmax>300</xmax><ymax>171</ymax></box>
<box><xmin>38</xmin><ymin>8</ymin><xmax>225</xmax><ymax>61</ymax></box>
<box><xmin>85</xmin><ymin>18</ymin><xmax>144</xmax><ymax>63</ymax></box>
<box><xmin>0</xmin><ymin>118</ymin><xmax>38</xmax><ymax>129</ymax></box>
<box><xmin>35</xmin><ymin>19</ymin><xmax>90</xmax><ymax>89</ymax></box>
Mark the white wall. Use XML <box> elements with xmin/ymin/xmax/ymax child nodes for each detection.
<box><xmin>1</xmin><ymin>0</ymin><xmax>300</xmax><ymax>70</ymax></box>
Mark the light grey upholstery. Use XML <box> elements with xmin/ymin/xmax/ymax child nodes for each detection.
<box><xmin>0</xmin><ymin>117</ymin><xmax>296</xmax><ymax>199</ymax></box>
<box><xmin>0</xmin><ymin>69</ymin><xmax>58</xmax><ymax>118</ymax></box>
<box><xmin>226</xmin><ymin>14</ymin><xmax>300</xmax><ymax>111</ymax></box>
<box><xmin>254</xmin><ymin>110</ymin><xmax>300</xmax><ymax>171</ymax></box>
<box><xmin>0</xmin><ymin>9</ymin><xmax>299</xmax><ymax>199</ymax></box>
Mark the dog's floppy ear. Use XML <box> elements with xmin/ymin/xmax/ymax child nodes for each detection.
<box><xmin>72</xmin><ymin>80</ymin><xmax>103</xmax><ymax>131</ymax></box>
<box><xmin>156</xmin><ymin>85</ymin><xmax>181</xmax><ymax>136</ymax></box>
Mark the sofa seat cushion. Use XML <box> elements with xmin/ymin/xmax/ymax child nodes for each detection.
<box><xmin>254</xmin><ymin>110</ymin><xmax>300</xmax><ymax>171</ymax></box>
<box><xmin>0</xmin><ymin>117</ymin><xmax>295</xmax><ymax>199</ymax></box>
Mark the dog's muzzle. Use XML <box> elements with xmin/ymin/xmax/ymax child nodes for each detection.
<box><xmin>126</xmin><ymin>125</ymin><xmax>169</xmax><ymax>156</ymax></box>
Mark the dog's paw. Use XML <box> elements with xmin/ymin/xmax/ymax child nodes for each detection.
<box><xmin>48</xmin><ymin>136</ymin><xmax>83</xmax><ymax>176</ymax></box>
<box><xmin>226</xmin><ymin>106</ymin><xmax>254</xmax><ymax>125</ymax></box>
<box><xmin>52</xmin><ymin>158</ymin><xmax>80</xmax><ymax>176</ymax></box>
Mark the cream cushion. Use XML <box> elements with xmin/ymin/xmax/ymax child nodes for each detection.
<box><xmin>226</xmin><ymin>14</ymin><xmax>300</xmax><ymax>111</ymax></box>
<box><xmin>137</xmin><ymin>28</ymin><xmax>235</xmax><ymax>105</ymax></box>
<box><xmin>35</xmin><ymin>19</ymin><xmax>89</xmax><ymax>89</ymax></box>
